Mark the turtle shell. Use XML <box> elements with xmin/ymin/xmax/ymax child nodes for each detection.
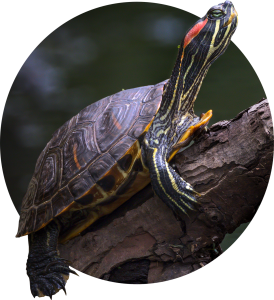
<box><xmin>16</xmin><ymin>80</ymin><xmax>167</xmax><ymax>238</ymax></box>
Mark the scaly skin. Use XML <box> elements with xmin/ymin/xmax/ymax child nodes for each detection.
<box><xmin>27</xmin><ymin>221</ymin><xmax>77</xmax><ymax>298</ymax></box>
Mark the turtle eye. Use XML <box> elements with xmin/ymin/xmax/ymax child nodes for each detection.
<box><xmin>210</xmin><ymin>9</ymin><xmax>224</xmax><ymax>18</ymax></box>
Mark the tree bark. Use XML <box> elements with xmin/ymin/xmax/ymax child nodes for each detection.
<box><xmin>59</xmin><ymin>99</ymin><xmax>273</xmax><ymax>283</ymax></box>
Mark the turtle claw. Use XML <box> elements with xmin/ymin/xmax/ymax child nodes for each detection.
<box><xmin>62</xmin><ymin>286</ymin><xmax>67</xmax><ymax>295</ymax></box>
<box><xmin>27</xmin><ymin>255</ymin><xmax>77</xmax><ymax>298</ymax></box>
<box><xmin>191</xmin><ymin>189</ymin><xmax>201</xmax><ymax>197</ymax></box>
<box><xmin>185</xmin><ymin>182</ymin><xmax>201</xmax><ymax>198</ymax></box>
<box><xmin>43</xmin><ymin>257</ymin><xmax>74</xmax><ymax>272</ymax></box>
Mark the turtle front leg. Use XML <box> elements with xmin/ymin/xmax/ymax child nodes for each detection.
<box><xmin>145</xmin><ymin>146</ymin><xmax>200</xmax><ymax>216</ymax></box>
<box><xmin>27</xmin><ymin>221</ymin><xmax>77</xmax><ymax>298</ymax></box>
<box><xmin>169</xmin><ymin>109</ymin><xmax>213</xmax><ymax>160</ymax></box>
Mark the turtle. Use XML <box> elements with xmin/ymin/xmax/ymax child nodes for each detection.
<box><xmin>16</xmin><ymin>1</ymin><xmax>238</xmax><ymax>298</ymax></box>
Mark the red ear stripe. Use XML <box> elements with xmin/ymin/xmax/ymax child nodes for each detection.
<box><xmin>183</xmin><ymin>18</ymin><xmax>208</xmax><ymax>49</ymax></box>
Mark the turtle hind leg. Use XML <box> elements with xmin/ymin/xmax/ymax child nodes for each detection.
<box><xmin>27</xmin><ymin>221</ymin><xmax>77</xmax><ymax>298</ymax></box>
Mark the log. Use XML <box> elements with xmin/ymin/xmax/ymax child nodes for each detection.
<box><xmin>59</xmin><ymin>99</ymin><xmax>273</xmax><ymax>283</ymax></box>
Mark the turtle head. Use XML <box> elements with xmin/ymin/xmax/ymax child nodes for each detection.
<box><xmin>156</xmin><ymin>1</ymin><xmax>238</xmax><ymax>132</ymax></box>
<box><xmin>181</xmin><ymin>1</ymin><xmax>238</xmax><ymax>68</ymax></box>
<box><xmin>165</xmin><ymin>0</ymin><xmax>238</xmax><ymax>109</ymax></box>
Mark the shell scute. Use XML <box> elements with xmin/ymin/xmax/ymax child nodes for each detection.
<box><xmin>35</xmin><ymin>202</ymin><xmax>53</xmax><ymax>232</ymax></box>
<box><xmin>21</xmin><ymin>177</ymin><xmax>38</xmax><ymax>210</ymax></box>
<box><xmin>108</xmin><ymin>136</ymin><xmax>136</xmax><ymax>161</ymax></box>
<box><xmin>95</xmin><ymin>101</ymin><xmax>140</xmax><ymax>152</ymax></box>
<box><xmin>50</xmin><ymin>115</ymin><xmax>78</xmax><ymax>149</ymax></box>
<box><xmin>128</xmin><ymin>116</ymin><xmax>153</xmax><ymax>139</ymax></box>
<box><xmin>51</xmin><ymin>187</ymin><xmax>74</xmax><ymax>217</ymax></box>
<box><xmin>16</xmin><ymin>210</ymin><xmax>28</xmax><ymax>237</ymax></box>
<box><xmin>62</xmin><ymin>122</ymin><xmax>100</xmax><ymax>184</ymax></box>
<box><xmin>35</xmin><ymin>151</ymin><xmax>61</xmax><ymax>205</ymax></box>
<box><xmin>88</xmin><ymin>153</ymin><xmax>116</xmax><ymax>183</ymax></box>
<box><xmin>116</xmin><ymin>171</ymin><xmax>138</xmax><ymax>196</ymax></box>
<box><xmin>34</xmin><ymin>143</ymin><xmax>50</xmax><ymax>175</ymax></box>
<box><xmin>50</xmin><ymin>121</ymin><xmax>69</xmax><ymax>149</ymax></box>
<box><xmin>117</xmin><ymin>154</ymin><xmax>132</xmax><ymax>172</ymax></box>
<box><xmin>97</xmin><ymin>174</ymin><xmax>116</xmax><ymax>192</ymax></box>
<box><xmin>140</xmin><ymin>99</ymin><xmax>162</xmax><ymax>116</ymax></box>
<box><xmin>24</xmin><ymin>208</ymin><xmax>36</xmax><ymax>235</ymax></box>
<box><xmin>142</xmin><ymin>80</ymin><xmax>167</xmax><ymax>103</ymax></box>
<box><xmin>68</xmin><ymin>169</ymin><xmax>95</xmax><ymax>199</ymax></box>
<box><xmin>77</xmin><ymin>96</ymin><xmax>110</xmax><ymax>124</ymax></box>
<box><xmin>75</xmin><ymin>193</ymin><xmax>94</xmax><ymax>206</ymax></box>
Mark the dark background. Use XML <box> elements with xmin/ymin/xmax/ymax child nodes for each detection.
<box><xmin>1</xmin><ymin>2</ymin><xmax>265</xmax><ymax>251</ymax></box>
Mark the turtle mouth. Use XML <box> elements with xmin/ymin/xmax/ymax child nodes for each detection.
<box><xmin>223</xmin><ymin>8</ymin><xmax>238</xmax><ymax>27</ymax></box>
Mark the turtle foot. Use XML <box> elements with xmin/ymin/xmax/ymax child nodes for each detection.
<box><xmin>27</xmin><ymin>255</ymin><xmax>77</xmax><ymax>298</ymax></box>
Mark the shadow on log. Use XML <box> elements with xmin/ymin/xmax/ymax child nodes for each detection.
<box><xmin>59</xmin><ymin>99</ymin><xmax>273</xmax><ymax>283</ymax></box>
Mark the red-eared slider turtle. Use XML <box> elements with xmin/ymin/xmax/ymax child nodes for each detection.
<box><xmin>16</xmin><ymin>1</ymin><xmax>238</xmax><ymax>298</ymax></box>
